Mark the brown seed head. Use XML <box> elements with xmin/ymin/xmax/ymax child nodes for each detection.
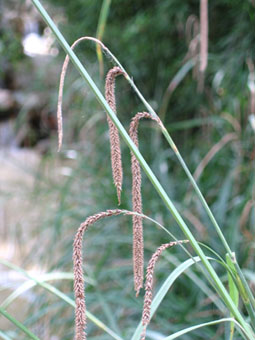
<box><xmin>141</xmin><ymin>240</ymin><xmax>189</xmax><ymax>340</ymax></box>
<box><xmin>73</xmin><ymin>209</ymin><xmax>125</xmax><ymax>340</ymax></box>
<box><xmin>199</xmin><ymin>0</ymin><xmax>208</xmax><ymax>74</ymax></box>
<box><xmin>129</xmin><ymin>112</ymin><xmax>162</xmax><ymax>296</ymax></box>
<box><xmin>105</xmin><ymin>67</ymin><xmax>126</xmax><ymax>205</ymax></box>
<box><xmin>56</xmin><ymin>36</ymin><xmax>114</xmax><ymax>152</ymax></box>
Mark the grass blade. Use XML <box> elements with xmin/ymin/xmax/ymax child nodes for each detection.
<box><xmin>1</xmin><ymin>272</ymin><xmax>76</xmax><ymax>309</ymax></box>
<box><xmin>0</xmin><ymin>308</ymin><xmax>40</xmax><ymax>340</ymax></box>
<box><xmin>0</xmin><ymin>330</ymin><xmax>13</xmax><ymax>340</ymax></box>
<box><xmin>159</xmin><ymin>58</ymin><xmax>196</xmax><ymax>121</ymax></box>
<box><xmin>226</xmin><ymin>254</ymin><xmax>239</xmax><ymax>340</ymax></box>
<box><xmin>0</xmin><ymin>260</ymin><xmax>123</xmax><ymax>340</ymax></box>
<box><xmin>26</xmin><ymin>2</ymin><xmax>255</xmax><ymax>337</ymax></box>
<box><xmin>163</xmin><ymin>318</ymin><xmax>248</xmax><ymax>340</ymax></box>
<box><xmin>96</xmin><ymin>0</ymin><xmax>112</xmax><ymax>76</ymax></box>
<box><xmin>227</xmin><ymin>254</ymin><xmax>255</xmax><ymax>329</ymax></box>
<box><xmin>131</xmin><ymin>256</ymin><xmax>208</xmax><ymax>340</ymax></box>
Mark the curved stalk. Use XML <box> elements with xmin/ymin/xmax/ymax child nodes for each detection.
<box><xmin>53</xmin><ymin>33</ymin><xmax>255</xmax><ymax>320</ymax></box>
<box><xmin>54</xmin><ymin>32</ymin><xmax>233</xmax><ymax>256</ymax></box>
<box><xmin>0</xmin><ymin>308</ymin><xmax>40</xmax><ymax>340</ymax></box>
<box><xmin>30</xmin><ymin>1</ymin><xmax>255</xmax><ymax>338</ymax></box>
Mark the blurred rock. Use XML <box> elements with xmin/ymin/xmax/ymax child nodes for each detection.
<box><xmin>0</xmin><ymin>120</ymin><xmax>17</xmax><ymax>147</ymax></box>
<box><xmin>0</xmin><ymin>89</ymin><xmax>14</xmax><ymax>111</ymax></box>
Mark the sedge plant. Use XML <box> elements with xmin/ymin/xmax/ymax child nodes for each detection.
<box><xmin>32</xmin><ymin>0</ymin><xmax>255</xmax><ymax>337</ymax></box>
<box><xmin>2</xmin><ymin>0</ymin><xmax>255</xmax><ymax>339</ymax></box>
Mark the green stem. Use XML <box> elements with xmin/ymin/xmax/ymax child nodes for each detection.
<box><xmin>231</xmin><ymin>254</ymin><xmax>255</xmax><ymax>311</ymax></box>
<box><xmin>96</xmin><ymin>0</ymin><xmax>111</xmax><ymax>77</ymax></box>
<box><xmin>247</xmin><ymin>304</ymin><xmax>255</xmax><ymax>330</ymax></box>
<box><xmin>70</xmin><ymin>31</ymin><xmax>233</xmax><ymax>257</ymax></box>
<box><xmin>30</xmin><ymin>1</ymin><xmax>254</xmax><ymax>338</ymax></box>
<box><xmin>0</xmin><ymin>308</ymin><xmax>40</xmax><ymax>340</ymax></box>
<box><xmin>0</xmin><ymin>259</ymin><xmax>123</xmax><ymax>340</ymax></box>
<box><xmin>112</xmin><ymin>49</ymin><xmax>255</xmax><ymax>321</ymax></box>
<box><xmin>127</xmin><ymin>70</ymin><xmax>233</xmax><ymax>256</ymax></box>
<box><xmin>78</xmin><ymin>29</ymin><xmax>255</xmax><ymax>320</ymax></box>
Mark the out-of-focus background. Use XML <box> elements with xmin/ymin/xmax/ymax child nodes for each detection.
<box><xmin>0</xmin><ymin>0</ymin><xmax>255</xmax><ymax>339</ymax></box>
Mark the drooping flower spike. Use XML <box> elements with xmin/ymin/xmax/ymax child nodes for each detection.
<box><xmin>73</xmin><ymin>209</ymin><xmax>125</xmax><ymax>340</ymax></box>
<box><xmin>73</xmin><ymin>209</ymin><xmax>149</xmax><ymax>340</ymax></box>
<box><xmin>141</xmin><ymin>240</ymin><xmax>189</xmax><ymax>340</ymax></box>
<box><xmin>105</xmin><ymin>67</ymin><xmax>126</xmax><ymax>205</ymax></box>
<box><xmin>129</xmin><ymin>112</ymin><xmax>162</xmax><ymax>296</ymax></box>
<box><xmin>57</xmin><ymin>36</ymin><xmax>122</xmax><ymax>152</ymax></box>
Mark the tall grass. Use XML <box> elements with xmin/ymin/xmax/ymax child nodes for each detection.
<box><xmin>1</xmin><ymin>1</ymin><xmax>255</xmax><ymax>340</ymax></box>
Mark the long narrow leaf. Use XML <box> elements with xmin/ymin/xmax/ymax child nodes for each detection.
<box><xmin>0</xmin><ymin>308</ymin><xmax>40</xmax><ymax>340</ymax></box>
<box><xmin>1</xmin><ymin>272</ymin><xmax>75</xmax><ymax>309</ymax></box>
<box><xmin>160</xmin><ymin>58</ymin><xmax>196</xmax><ymax>121</ymax></box>
<box><xmin>96</xmin><ymin>0</ymin><xmax>111</xmax><ymax>76</ymax></box>
<box><xmin>0</xmin><ymin>331</ymin><xmax>13</xmax><ymax>340</ymax></box>
<box><xmin>131</xmin><ymin>256</ymin><xmax>209</xmax><ymax>340</ymax></box>
<box><xmin>30</xmin><ymin>0</ymin><xmax>255</xmax><ymax>317</ymax></box>
<box><xmin>226</xmin><ymin>254</ymin><xmax>239</xmax><ymax>340</ymax></box>
<box><xmin>163</xmin><ymin>318</ymin><xmax>248</xmax><ymax>340</ymax></box>
<box><xmin>0</xmin><ymin>260</ymin><xmax>123</xmax><ymax>340</ymax></box>
<box><xmin>27</xmin><ymin>2</ymin><xmax>254</xmax><ymax>337</ymax></box>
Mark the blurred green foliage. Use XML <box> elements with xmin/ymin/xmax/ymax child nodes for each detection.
<box><xmin>50</xmin><ymin>0</ymin><xmax>255</xmax><ymax>123</ymax></box>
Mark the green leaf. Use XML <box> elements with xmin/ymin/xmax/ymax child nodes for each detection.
<box><xmin>0</xmin><ymin>259</ymin><xmax>123</xmax><ymax>340</ymax></box>
<box><xmin>27</xmin><ymin>2</ymin><xmax>255</xmax><ymax>337</ymax></box>
<box><xmin>1</xmin><ymin>272</ymin><xmax>75</xmax><ymax>309</ymax></box>
<box><xmin>226</xmin><ymin>254</ymin><xmax>239</xmax><ymax>340</ymax></box>
<box><xmin>131</xmin><ymin>256</ymin><xmax>210</xmax><ymax>340</ymax></box>
<box><xmin>163</xmin><ymin>318</ymin><xmax>247</xmax><ymax>340</ymax></box>
<box><xmin>213</xmin><ymin>172</ymin><xmax>233</xmax><ymax>226</ymax></box>
<box><xmin>0</xmin><ymin>308</ymin><xmax>40</xmax><ymax>340</ymax></box>
<box><xmin>96</xmin><ymin>0</ymin><xmax>112</xmax><ymax>76</ymax></box>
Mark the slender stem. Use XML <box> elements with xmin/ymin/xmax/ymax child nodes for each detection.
<box><xmin>126</xmin><ymin>51</ymin><xmax>255</xmax><ymax>323</ymax></box>
<box><xmin>247</xmin><ymin>304</ymin><xmax>255</xmax><ymax>330</ymax></box>
<box><xmin>96</xmin><ymin>0</ymin><xmax>112</xmax><ymax>77</ymax></box>
<box><xmin>78</xmin><ymin>31</ymin><xmax>255</xmax><ymax>318</ymax></box>
<box><xmin>0</xmin><ymin>260</ymin><xmax>123</xmax><ymax>340</ymax></box>
<box><xmin>0</xmin><ymin>308</ymin><xmax>40</xmax><ymax>340</ymax></box>
<box><xmin>231</xmin><ymin>254</ymin><xmax>255</xmax><ymax>311</ymax></box>
<box><xmin>128</xmin><ymin>74</ymin><xmax>233</xmax><ymax>256</ymax></box>
<box><xmin>30</xmin><ymin>1</ymin><xmax>254</xmax><ymax>337</ymax></box>
<box><xmin>68</xmin><ymin>32</ymin><xmax>233</xmax><ymax>256</ymax></box>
